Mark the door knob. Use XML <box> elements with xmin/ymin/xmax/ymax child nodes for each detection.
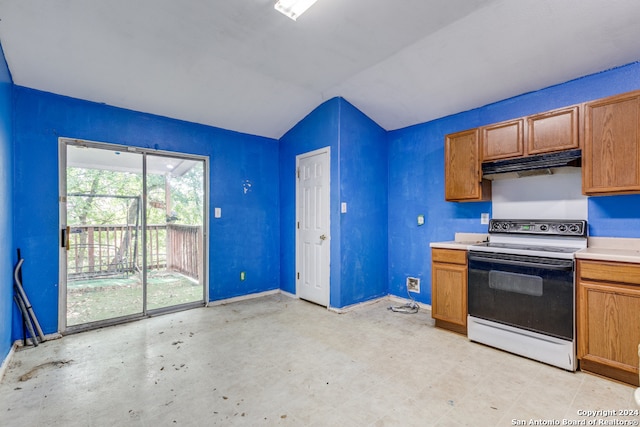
<box><xmin>320</xmin><ymin>234</ymin><xmax>327</xmax><ymax>241</ymax></box>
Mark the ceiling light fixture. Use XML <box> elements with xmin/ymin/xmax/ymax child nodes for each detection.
<box><xmin>274</xmin><ymin>0</ymin><xmax>318</xmax><ymax>21</ymax></box>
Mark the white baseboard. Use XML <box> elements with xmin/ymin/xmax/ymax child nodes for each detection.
<box><xmin>279</xmin><ymin>290</ymin><xmax>298</xmax><ymax>300</ymax></box>
<box><xmin>328</xmin><ymin>296</ymin><xmax>389</xmax><ymax>314</ymax></box>
<box><xmin>45</xmin><ymin>332</ymin><xmax>63</xmax><ymax>341</ymax></box>
<box><xmin>207</xmin><ymin>289</ymin><xmax>280</xmax><ymax>307</ymax></box>
<box><xmin>0</xmin><ymin>342</ymin><xmax>17</xmax><ymax>382</ymax></box>
<box><xmin>388</xmin><ymin>295</ymin><xmax>432</xmax><ymax>311</ymax></box>
<box><xmin>281</xmin><ymin>292</ymin><xmax>431</xmax><ymax>314</ymax></box>
<box><xmin>12</xmin><ymin>332</ymin><xmax>63</xmax><ymax>348</ymax></box>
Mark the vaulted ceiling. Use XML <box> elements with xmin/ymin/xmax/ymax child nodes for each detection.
<box><xmin>0</xmin><ymin>0</ymin><xmax>639</xmax><ymax>139</ymax></box>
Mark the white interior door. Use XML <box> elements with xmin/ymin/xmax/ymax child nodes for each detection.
<box><xmin>296</xmin><ymin>147</ymin><xmax>330</xmax><ymax>307</ymax></box>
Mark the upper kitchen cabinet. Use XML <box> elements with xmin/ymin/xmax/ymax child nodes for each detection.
<box><xmin>583</xmin><ymin>90</ymin><xmax>640</xmax><ymax>195</ymax></box>
<box><xmin>445</xmin><ymin>129</ymin><xmax>491</xmax><ymax>202</ymax></box>
<box><xmin>527</xmin><ymin>106</ymin><xmax>579</xmax><ymax>155</ymax></box>
<box><xmin>481</xmin><ymin>118</ymin><xmax>524</xmax><ymax>161</ymax></box>
<box><xmin>482</xmin><ymin>106</ymin><xmax>579</xmax><ymax>162</ymax></box>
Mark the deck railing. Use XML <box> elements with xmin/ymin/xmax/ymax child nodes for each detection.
<box><xmin>166</xmin><ymin>224</ymin><xmax>203</xmax><ymax>281</ymax></box>
<box><xmin>67</xmin><ymin>224</ymin><xmax>202</xmax><ymax>281</ymax></box>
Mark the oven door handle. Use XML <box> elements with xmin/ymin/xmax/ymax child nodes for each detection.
<box><xmin>468</xmin><ymin>253</ymin><xmax>573</xmax><ymax>271</ymax></box>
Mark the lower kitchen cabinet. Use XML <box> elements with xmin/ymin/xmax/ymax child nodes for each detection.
<box><xmin>577</xmin><ymin>259</ymin><xmax>640</xmax><ymax>386</ymax></box>
<box><xmin>431</xmin><ymin>248</ymin><xmax>467</xmax><ymax>335</ymax></box>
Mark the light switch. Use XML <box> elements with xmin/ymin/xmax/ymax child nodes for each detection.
<box><xmin>341</xmin><ymin>202</ymin><xmax>347</xmax><ymax>213</ymax></box>
<box><xmin>215</xmin><ymin>207</ymin><xmax>222</xmax><ymax>218</ymax></box>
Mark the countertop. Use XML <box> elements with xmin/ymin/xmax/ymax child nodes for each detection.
<box><xmin>575</xmin><ymin>237</ymin><xmax>640</xmax><ymax>263</ymax></box>
<box><xmin>429</xmin><ymin>233</ymin><xmax>488</xmax><ymax>250</ymax></box>
<box><xmin>431</xmin><ymin>235</ymin><xmax>640</xmax><ymax>264</ymax></box>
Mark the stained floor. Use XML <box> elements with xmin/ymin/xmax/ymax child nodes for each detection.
<box><xmin>0</xmin><ymin>294</ymin><xmax>637</xmax><ymax>426</ymax></box>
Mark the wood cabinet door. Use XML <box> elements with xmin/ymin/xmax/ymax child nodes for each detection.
<box><xmin>583</xmin><ymin>92</ymin><xmax>640</xmax><ymax>195</ymax></box>
<box><xmin>577</xmin><ymin>279</ymin><xmax>640</xmax><ymax>386</ymax></box>
<box><xmin>527</xmin><ymin>106</ymin><xmax>579</xmax><ymax>155</ymax></box>
<box><xmin>445</xmin><ymin>129</ymin><xmax>490</xmax><ymax>202</ymax></box>
<box><xmin>481</xmin><ymin>119</ymin><xmax>524</xmax><ymax>161</ymax></box>
<box><xmin>431</xmin><ymin>261</ymin><xmax>467</xmax><ymax>327</ymax></box>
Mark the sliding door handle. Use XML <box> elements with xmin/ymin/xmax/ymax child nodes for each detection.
<box><xmin>61</xmin><ymin>226</ymin><xmax>70</xmax><ymax>251</ymax></box>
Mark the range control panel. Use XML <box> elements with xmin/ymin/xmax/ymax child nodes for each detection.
<box><xmin>488</xmin><ymin>219</ymin><xmax>587</xmax><ymax>237</ymax></box>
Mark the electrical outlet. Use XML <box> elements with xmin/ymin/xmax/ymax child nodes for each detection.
<box><xmin>406</xmin><ymin>277</ymin><xmax>420</xmax><ymax>293</ymax></box>
<box><xmin>481</xmin><ymin>213</ymin><xmax>489</xmax><ymax>225</ymax></box>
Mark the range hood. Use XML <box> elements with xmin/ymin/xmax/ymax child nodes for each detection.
<box><xmin>482</xmin><ymin>149</ymin><xmax>581</xmax><ymax>180</ymax></box>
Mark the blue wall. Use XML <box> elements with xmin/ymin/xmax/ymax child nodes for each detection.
<box><xmin>12</xmin><ymin>87</ymin><xmax>280</xmax><ymax>338</ymax></box>
<box><xmin>588</xmin><ymin>194</ymin><xmax>640</xmax><ymax>237</ymax></box>
<box><xmin>0</xmin><ymin>44</ymin><xmax>13</xmax><ymax>365</ymax></box>
<box><xmin>279</xmin><ymin>98</ymin><xmax>388</xmax><ymax>308</ymax></box>
<box><xmin>5</xmin><ymin>52</ymin><xmax>640</xmax><ymax>348</ymax></box>
<box><xmin>388</xmin><ymin>61</ymin><xmax>640</xmax><ymax>305</ymax></box>
<box><xmin>337</xmin><ymin>100</ymin><xmax>388</xmax><ymax>307</ymax></box>
<box><xmin>388</xmin><ymin>115</ymin><xmax>491</xmax><ymax>303</ymax></box>
<box><xmin>279</xmin><ymin>98</ymin><xmax>341</xmax><ymax>301</ymax></box>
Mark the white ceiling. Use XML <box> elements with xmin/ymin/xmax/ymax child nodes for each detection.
<box><xmin>0</xmin><ymin>0</ymin><xmax>639</xmax><ymax>139</ymax></box>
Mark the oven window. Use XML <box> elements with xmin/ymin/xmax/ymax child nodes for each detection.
<box><xmin>488</xmin><ymin>271</ymin><xmax>543</xmax><ymax>297</ymax></box>
<box><xmin>468</xmin><ymin>253</ymin><xmax>574</xmax><ymax>340</ymax></box>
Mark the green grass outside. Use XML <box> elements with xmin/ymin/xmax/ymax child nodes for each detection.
<box><xmin>67</xmin><ymin>270</ymin><xmax>203</xmax><ymax>326</ymax></box>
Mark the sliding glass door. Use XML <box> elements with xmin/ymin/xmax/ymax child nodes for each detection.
<box><xmin>145</xmin><ymin>154</ymin><xmax>205</xmax><ymax>311</ymax></box>
<box><xmin>61</xmin><ymin>140</ymin><xmax>207</xmax><ymax>331</ymax></box>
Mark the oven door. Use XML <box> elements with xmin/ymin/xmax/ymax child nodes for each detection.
<box><xmin>467</xmin><ymin>251</ymin><xmax>574</xmax><ymax>341</ymax></box>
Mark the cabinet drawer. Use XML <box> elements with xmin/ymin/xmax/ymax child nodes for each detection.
<box><xmin>578</xmin><ymin>260</ymin><xmax>640</xmax><ymax>286</ymax></box>
<box><xmin>432</xmin><ymin>248</ymin><xmax>467</xmax><ymax>265</ymax></box>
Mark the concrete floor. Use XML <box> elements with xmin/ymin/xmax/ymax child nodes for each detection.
<box><xmin>0</xmin><ymin>294</ymin><xmax>637</xmax><ymax>426</ymax></box>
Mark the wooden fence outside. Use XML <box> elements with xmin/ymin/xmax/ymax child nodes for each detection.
<box><xmin>68</xmin><ymin>224</ymin><xmax>201</xmax><ymax>281</ymax></box>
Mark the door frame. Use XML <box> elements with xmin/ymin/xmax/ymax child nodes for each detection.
<box><xmin>58</xmin><ymin>137</ymin><xmax>210</xmax><ymax>334</ymax></box>
<box><xmin>295</xmin><ymin>146</ymin><xmax>331</xmax><ymax>308</ymax></box>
